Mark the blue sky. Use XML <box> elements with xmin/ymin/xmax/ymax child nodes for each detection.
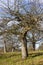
<box><xmin>0</xmin><ymin>0</ymin><xmax>43</xmax><ymax>18</ymax></box>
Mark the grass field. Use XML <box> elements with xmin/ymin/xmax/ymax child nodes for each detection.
<box><xmin>0</xmin><ymin>51</ymin><xmax>43</xmax><ymax>65</ymax></box>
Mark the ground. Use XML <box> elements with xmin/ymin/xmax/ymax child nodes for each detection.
<box><xmin>0</xmin><ymin>51</ymin><xmax>43</xmax><ymax>65</ymax></box>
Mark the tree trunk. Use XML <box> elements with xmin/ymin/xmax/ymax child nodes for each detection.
<box><xmin>12</xmin><ymin>42</ymin><xmax>14</xmax><ymax>52</ymax></box>
<box><xmin>4</xmin><ymin>42</ymin><xmax>6</xmax><ymax>53</ymax></box>
<box><xmin>21</xmin><ymin>40</ymin><xmax>28</xmax><ymax>59</ymax></box>
<box><xmin>32</xmin><ymin>42</ymin><xmax>35</xmax><ymax>51</ymax></box>
<box><xmin>21</xmin><ymin>31</ymin><xmax>28</xmax><ymax>59</ymax></box>
<box><xmin>32</xmin><ymin>32</ymin><xmax>36</xmax><ymax>51</ymax></box>
<box><xmin>12</xmin><ymin>48</ymin><xmax>14</xmax><ymax>52</ymax></box>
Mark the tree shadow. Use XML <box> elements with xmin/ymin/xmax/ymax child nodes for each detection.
<box><xmin>29</xmin><ymin>52</ymin><xmax>43</xmax><ymax>58</ymax></box>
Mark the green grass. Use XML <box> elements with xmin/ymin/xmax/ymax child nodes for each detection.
<box><xmin>0</xmin><ymin>51</ymin><xmax>43</xmax><ymax>65</ymax></box>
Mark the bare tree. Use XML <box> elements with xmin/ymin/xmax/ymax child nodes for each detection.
<box><xmin>27</xmin><ymin>29</ymin><xmax>43</xmax><ymax>51</ymax></box>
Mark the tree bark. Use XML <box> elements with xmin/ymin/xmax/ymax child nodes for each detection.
<box><xmin>21</xmin><ymin>40</ymin><xmax>28</xmax><ymax>59</ymax></box>
<box><xmin>12</xmin><ymin>47</ymin><xmax>14</xmax><ymax>52</ymax></box>
<box><xmin>21</xmin><ymin>31</ymin><xmax>28</xmax><ymax>59</ymax></box>
<box><xmin>32</xmin><ymin>32</ymin><xmax>36</xmax><ymax>51</ymax></box>
<box><xmin>32</xmin><ymin>42</ymin><xmax>35</xmax><ymax>51</ymax></box>
<box><xmin>4</xmin><ymin>41</ymin><xmax>6</xmax><ymax>53</ymax></box>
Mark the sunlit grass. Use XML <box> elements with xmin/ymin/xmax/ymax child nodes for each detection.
<box><xmin>0</xmin><ymin>51</ymin><xmax>43</xmax><ymax>65</ymax></box>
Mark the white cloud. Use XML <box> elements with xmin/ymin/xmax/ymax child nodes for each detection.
<box><xmin>39</xmin><ymin>0</ymin><xmax>43</xmax><ymax>3</ymax></box>
<box><xmin>7</xmin><ymin>20</ymin><xmax>19</xmax><ymax>27</ymax></box>
<box><xmin>28</xmin><ymin>0</ymin><xmax>43</xmax><ymax>3</ymax></box>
